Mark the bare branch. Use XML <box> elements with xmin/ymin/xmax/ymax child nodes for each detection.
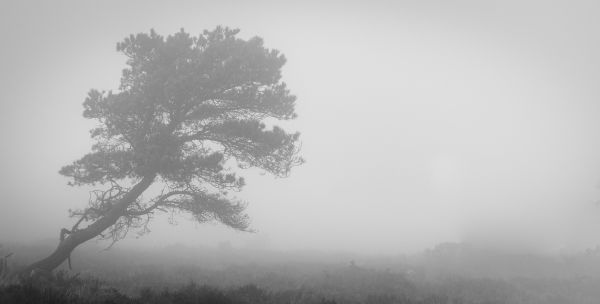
<box><xmin>125</xmin><ymin>190</ymin><xmax>195</xmax><ymax>216</ymax></box>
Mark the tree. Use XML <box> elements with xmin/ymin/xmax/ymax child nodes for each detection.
<box><xmin>20</xmin><ymin>27</ymin><xmax>302</xmax><ymax>275</ymax></box>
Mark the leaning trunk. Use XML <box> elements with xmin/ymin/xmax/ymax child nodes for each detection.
<box><xmin>16</xmin><ymin>175</ymin><xmax>155</xmax><ymax>276</ymax></box>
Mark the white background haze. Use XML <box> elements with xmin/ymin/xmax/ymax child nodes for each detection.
<box><xmin>1</xmin><ymin>0</ymin><xmax>600</xmax><ymax>255</ymax></box>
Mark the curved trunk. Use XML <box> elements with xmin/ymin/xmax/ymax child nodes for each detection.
<box><xmin>17</xmin><ymin>175</ymin><xmax>156</xmax><ymax>276</ymax></box>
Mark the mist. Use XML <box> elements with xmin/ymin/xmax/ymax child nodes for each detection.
<box><xmin>2</xmin><ymin>0</ymin><xmax>600</xmax><ymax>260</ymax></box>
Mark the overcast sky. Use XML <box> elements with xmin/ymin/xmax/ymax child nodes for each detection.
<box><xmin>2</xmin><ymin>0</ymin><xmax>600</xmax><ymax>255</ymax></box>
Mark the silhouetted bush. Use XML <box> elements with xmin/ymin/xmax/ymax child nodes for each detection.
<box><xmin>0</xmin><ymin>278</ymin><xmax>343</xmax><ymax>304</ymax></box>
<box><xmin>5</xmin><ymin>244</ymin><xmax>600</xmax><ymax>303</ymax></box>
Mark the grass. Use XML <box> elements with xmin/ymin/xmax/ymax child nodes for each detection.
<box><xmin>3</xmin><ymin>242</ymin><xmax>600</xmax><ymax>303</ymax></box>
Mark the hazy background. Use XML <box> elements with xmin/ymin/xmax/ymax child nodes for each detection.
<box><xmin>1</xmin><ymin>0</ymin><xmax>600</xmax><ymax>256</ymax></box>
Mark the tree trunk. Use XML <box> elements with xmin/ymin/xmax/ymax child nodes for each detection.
<box><xmin>16</xmin><ymin>174</ymin><xmax>156</xmax><ymax>277</ymax></box>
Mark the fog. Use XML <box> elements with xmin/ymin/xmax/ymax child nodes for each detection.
<box><xmin>2</xmin><ymin>0</ymin><xmax>600</xmax><ymax>256</ymax></box>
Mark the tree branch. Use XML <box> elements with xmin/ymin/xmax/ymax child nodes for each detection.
<box><xmin>125</xmin><ymin>190</ymin><xmax>194</xmax><ymax>216</ymax></box>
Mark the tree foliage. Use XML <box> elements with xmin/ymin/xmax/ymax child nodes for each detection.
<box><xmin>59</xmin><ymin>27</ymin><xmax>302</xmax><ymax>244</ymax></box>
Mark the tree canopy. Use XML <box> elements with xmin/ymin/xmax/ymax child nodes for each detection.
<box><xmin>59</xmin><ymin>27</ymin><xmax>303</xmax><ymax>244</ymax></box>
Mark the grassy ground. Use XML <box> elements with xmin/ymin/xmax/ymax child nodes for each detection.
<box><xmin>2</xmin><ymin>242</ymin><xmax>600</xmax><ymax>303</ymax></box>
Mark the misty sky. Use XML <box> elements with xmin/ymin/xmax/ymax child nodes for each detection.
<box><xmin>2</xmin><ymin>0</ymin><xmax>600</xmax><ymax>255</ymax></box>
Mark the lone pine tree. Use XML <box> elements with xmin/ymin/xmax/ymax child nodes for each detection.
<box><xmin>21</xmin><ymin>27</ymin><xmax>302</xmax><ymax>275</ymax></box>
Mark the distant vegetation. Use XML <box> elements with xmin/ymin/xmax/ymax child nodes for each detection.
<box><xmin>2</xmin><ymin>242</ymin><xmax>600</xmax><ymax>303</ymax></box>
